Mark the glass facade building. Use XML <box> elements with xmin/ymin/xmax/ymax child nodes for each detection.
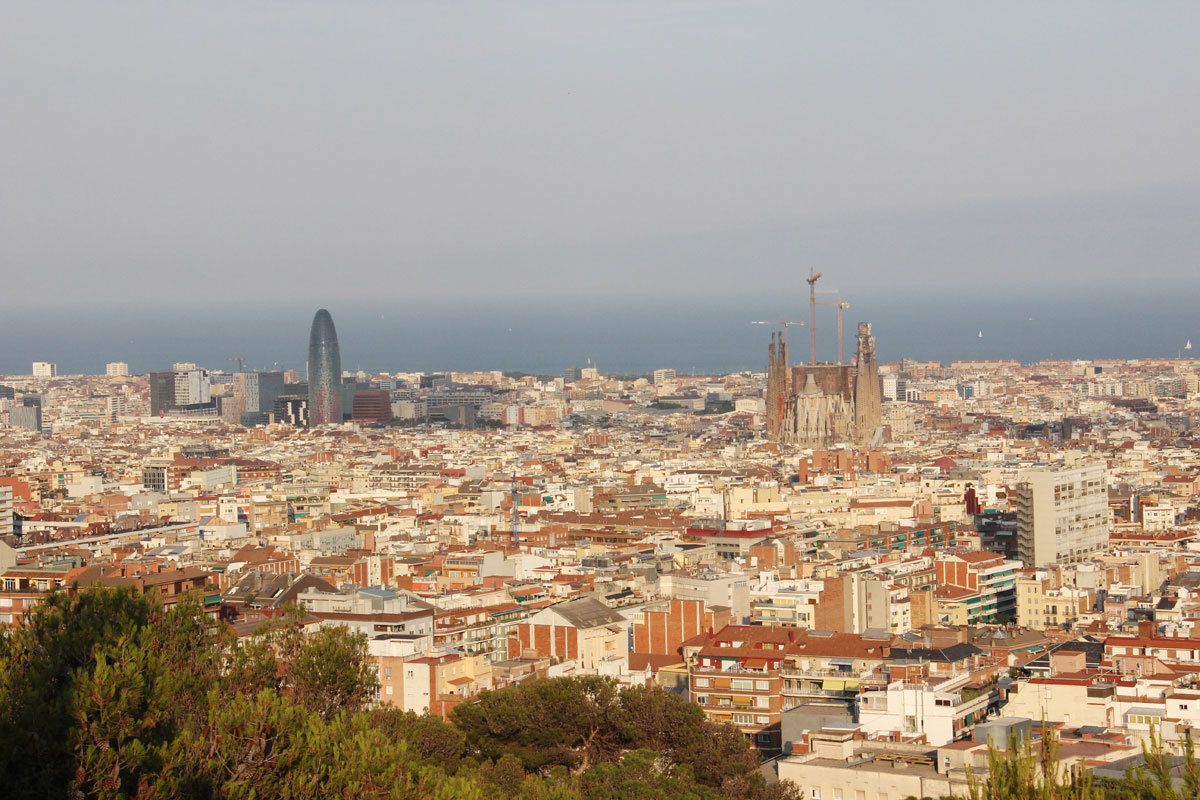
<box><xmin>306</xmin><ymin>309</ymin><xmax>342</xmax><ymax>426</ymax></box>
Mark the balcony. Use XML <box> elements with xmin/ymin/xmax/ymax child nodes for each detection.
<box><xmin>692</xmin><ymin>663</ymin><xmax>777</xmax><ymax>677</ymax></box>
<box><xmin>780</xmin><ymin>667</ymin><xmax>878</xmax><ymax>680</ymax></box>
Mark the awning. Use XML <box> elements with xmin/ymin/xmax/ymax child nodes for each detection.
<box><xmin>842</xmin><ymin>680</ymin><xmax>860</xmax><ymax>690</ymax></box>
<box><xmin>823</xmin><ymin>679</ymin><xmax>847</xmax><ymax>690</ymax></box>
<box><xmin>829</xmin><ymin>657</ymin><xmax>856</xmax><ymax>667</ymax></box>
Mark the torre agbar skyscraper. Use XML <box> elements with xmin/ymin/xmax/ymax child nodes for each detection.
<box><xmin>307</xmin><ymin>309</ymin><xmax>342</xmax><ymax>426</ymax></box>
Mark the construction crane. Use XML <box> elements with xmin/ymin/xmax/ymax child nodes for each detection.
<box><xmin>751</xmin><ymin>320</ymin><xmax>806</xmax><ymax>359</ymax></box>
<box><xmin>806</xmin><ymin>270</ymin><xmax>822</xmax><ymax>365</ymax></box>
<box><xmin>813</xmin><ymin>296</ymin><xmax>851</xmax><ymax>364</ymax></box>
<box><xmin>228</xmin><ymin>356</ymin><xmax>247</xmax><ymax>372</ymax></box>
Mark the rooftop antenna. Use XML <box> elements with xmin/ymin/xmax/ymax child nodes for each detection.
<box><xmin>807</xmin><ymin>269</ymin><xmax>822</xmax><ymax>365</ymax></box>
<box><xmin>228</xmin><ymin>356</ymin><xmax>247</xmax><ymax>372</ymax></box>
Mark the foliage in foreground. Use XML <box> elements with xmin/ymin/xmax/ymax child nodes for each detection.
<box><xmin>898</xmin><ymin>721</ymin><xmax>1200</xmax><ymax>800</ymax></box>
<box><xmin>0</xmin><ymin>586</ymin><xmax>797</xmax><ymax>800</ymax></box>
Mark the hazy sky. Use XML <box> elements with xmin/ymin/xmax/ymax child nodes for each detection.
<box><xmin>3</xmin><ymin>1</ymin><xmax>1199</xmax><ymax>306</ymax></box>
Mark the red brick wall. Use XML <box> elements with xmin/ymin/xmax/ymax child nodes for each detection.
<box><xmin>632</xmin><ymin>599</ymin><xmax>714</xmax><ymax>657</ymax></box>
<box><xmin>814</xmin><ymin>575</ymin><xmax>850</xmax><ymax>632</ymax></box>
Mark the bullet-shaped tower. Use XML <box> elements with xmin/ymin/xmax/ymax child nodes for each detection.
<box><xmin>307</xmin><ymin>309</ymin><xmax>342</xmax><ymax>426</ymax></box>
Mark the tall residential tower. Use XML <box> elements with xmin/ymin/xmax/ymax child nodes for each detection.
<box><xmin>307</xmin><ymin>309</ymin><xmax>342</xmax><ymax>426</ymax></box>
<box><xmin>1016</xmin><ymin>460</ymin><xmax>1109</xmax><ymax>567</ymax></box>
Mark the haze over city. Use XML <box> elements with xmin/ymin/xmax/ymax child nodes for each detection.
<box><xmin>4</xmin><ymin>1</ymin><xmax>1200</xmax><ymax>312</ymax></box>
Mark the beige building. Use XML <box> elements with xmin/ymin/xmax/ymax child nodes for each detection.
<box><xmin>1016</xmin><ymin>461</ymin><xmax>1108</xmax><ymax>567</ymax></box>
<box><xmin>1015</xmin><ymin>573</ymin><xmax>1092</xmax><ymax>629</ymax></box>
<box><xmin>377</xmin><ymin>646</ymin><xmax>491</xmax><ymax>715</ymax></box>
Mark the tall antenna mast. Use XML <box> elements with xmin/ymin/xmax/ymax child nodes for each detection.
<box><xmin>807</xmin><ymin>269</ymin><xmax>823</xmax><ymax>365</ymax></box>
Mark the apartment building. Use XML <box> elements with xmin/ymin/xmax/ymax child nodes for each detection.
<box><xmin>1016</xmin><ymin>461</ymin><xmax>1109</xmax><ymax>567</ymax></box>
<box><xmin>934</xmin><ymin>551</ymin><xmax>1019</xmax><ymax>624</ymax></box>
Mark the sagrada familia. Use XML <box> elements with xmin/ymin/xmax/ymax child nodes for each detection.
<box><xmin>766</xmin><ymin>321</ymin><xmax>883</xmax><ymax>447</ymax></box>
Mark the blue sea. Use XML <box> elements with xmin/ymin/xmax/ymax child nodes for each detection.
<box><xmin>2</xmin><ymin>286</ymin><xmax>1196</xmax><ymax>376</ymax></box>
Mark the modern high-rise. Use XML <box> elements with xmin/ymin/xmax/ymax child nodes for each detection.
<box><xmin>223</xmin><ymin>371</ymin><xmax>286</xmax><ymax>425</ymax></box>
<box><xmin>352</xmin><ymin>390</ymin><xmax>392</xmax><ymax>427</ymax></box>
<box><xmin>1016</xmin><ymin>461</ymin><xmax>1109</xmax><ymax>567</ymax></box>
<box><xmin>273</xmin><ymin>395</ymin><xmax>309</xmax><ymax>427</ymax></box>
<box><xmin>174</xmin><ymin>368</ymin><xmax>211</xmax><ymax>406</ymax></box>
<box><xmin>149</xmin><ymin>371</ymin><xmax>176</xmax><ymax>416</ymax></box>
<box><xmin>11</xmin><ymin>395</ymin><xmax>43</xmax><ymax>432</ymax></box>
<box><xmin>307</xmin><ymin>309</ymin><xmax>342</xmax><ymax>426</ymax></box>
<box><xmin>149</xmin><ymin>366</ymin><xmax>213</xmax><ymax>416</ymax></box>
<box><xmin>105</xmin><ymin>362</ymin><xmax>129</xmax><ymax>377</ymax></box>
<box><xmin>32</xmin><ymin>362</ymin><xmax>56</xmax><ymax>379</ymax></box>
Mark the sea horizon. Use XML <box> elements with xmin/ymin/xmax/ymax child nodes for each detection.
<box><xmin>3</xmin><ymin>284</ymin><xmax>1196</xmax><ymax>377</ymax></box>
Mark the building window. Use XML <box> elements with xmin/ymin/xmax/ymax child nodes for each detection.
<box><xmin>694</xmin><ymin>677</ymin><xmax>710</xmax><ymax>688</ymax></box>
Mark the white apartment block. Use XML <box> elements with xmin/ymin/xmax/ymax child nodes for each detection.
<box><xmin>31</xmin><ymin>362</ymin><xmax>56</xmax><ymax>379</ymax></box>
<box><xmin>1140</xmin><ymin>502</ymin><xmax>1175</xmax><ymax>532</ymax></box>
<box><xmin>105</xmin><ymin>362</ymin><xmax>129</xmax><ymax>377</ymax></box>
<box><xmin>857</xmin><ymin>675</ymin><xmax>990</xmax><ymax>746</ymax></box>
<box><xmin>1016</xmin><ymin>462</ymin><xmax>1109</xmax><ymax>567</ymax></box>
<box><xmin>0</xmin><ymin>485</ymin><xmax>13</xmax><ymax>540</ymax></box>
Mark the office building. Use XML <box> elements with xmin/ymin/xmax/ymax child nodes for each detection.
<box><xmin>274</xmin><ymin>395</ymin><xmax>309</xmax><ymax>427</ymax></box>
<box><xmin>149</xmin><ymin>372</ymin><xmax>176</xmax><ymax>416</ymax></box>
<box><xmin>307</xmin><ymin>309</ymin><xmax>342</xmax><ymax>426</ymax></box>
<box><xmin>563</xmin><ymin>366</ymin><xmax>582</xmax><ymax>383</ymax></box>
<box><xmin>352</xmin><ymin>390</ymin><xmax>393</xmax><ymax>427</ymax></box>
<box><xmin>105</xmin><ymin>362</ymin><xmax>129</xmax><ymax>377</ymax></box>
<box><xmin>107</xmin><ymin>396</ymin><xmax>127</xmax><ymax>420</ymax></box>
<box><xmin>1016</xmin><ymin>461</ymin><xmax>1109</xmax><ymax>567</ymax></box>
<box><xmin>149</xmin><ymin>367</ymin><xmax>213</xmax><ymax>417</ymax></box>
<box><xmin>882</xmin><ymin>374</ymin><xmax>908</xmax><ymax>402</ymax></box>
<box><xmin>653</xmin><ymin>368</ymin><xmax>676</xmax><ymax>386</ymax></box>
<box><xmin>223</xmin><ymin>371</ymin><xmax>286</xmax><ymax>425</ymax></box>
<box><xmin>174</xmin><ymin>368</ymin><xmax>211</xmax><ymax>406</ymax></box>
<box><xmin>11</xmin><ymin>396</ymin><xmax>42</xmax><ymax>432</ymax></box>
<box><xmin>31</xmin><ymin>362</ymin><xmax>56</xmax><ymax>379</ymax></box>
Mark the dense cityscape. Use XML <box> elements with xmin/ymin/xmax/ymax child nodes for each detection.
<box><xmin>3</xmin><ymin>294</ymin><xmax>1200</xmax><ymax>798</ymax></box>
<box><xmin>6</xmin><ymin>1</ymin><xmax>1200</xmax><ymax>797</ymax></box>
